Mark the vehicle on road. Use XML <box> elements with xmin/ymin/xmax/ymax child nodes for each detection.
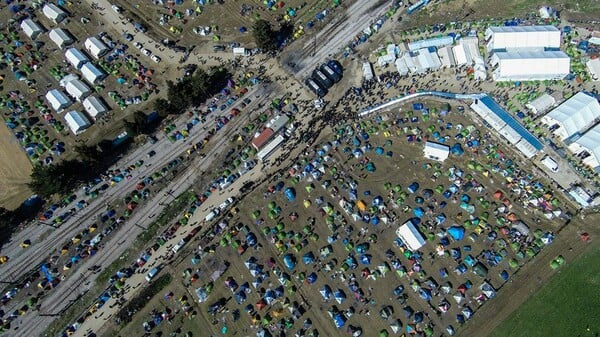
<box><xmin>147</xmin><ymin>150</ymin><xmax>156</xmax><ymax>158</ymax></box>
<box><xmin>111</xmin><ymin>5</ymin><xmax>123</xmax><ymax>13</ymax></box>
<box><xmin>145</xmin><ymin>267</ymin><xmax>160</xmax><ymax>282</ymax></box>
<box><xmin>122</xmin><ymin>33</ymin><xmax>134</xmax><ymax>42</ymax></box>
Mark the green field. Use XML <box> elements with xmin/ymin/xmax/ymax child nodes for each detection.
<box><xmin>490</xmin><ymin>242</ymin><xmax>600</xmax><ymax>337</ymax></box>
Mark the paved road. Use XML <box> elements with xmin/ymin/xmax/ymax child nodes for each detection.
<box><xmin>0</xmin><ymin>82</ymin><xmax>264</xmax><ymax>282</ymax></box>
<box><xmin>3</xmin><ymin>85</ymin><xmax>276</xmax><ymax>337</ymax></box>
<box><xmin>281</xmin><ymin>0</ymin><xmax>392</xmax><ymax>79</ymax></box>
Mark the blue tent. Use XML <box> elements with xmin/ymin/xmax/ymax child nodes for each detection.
<box><xmin>371</xmin><ymin>216</ymin><xmax>380</xmax><ymax>225</ymax></box>
<box><xmin>372</xmin><ymin>196</ymin><xmax>383</xmax><ymax>206</ymax></box>
<box><xmin>418</xmin><ymin>288</ymin><xmax>432</xmax><ymax>301</ymax></box>
<box><xmin>320</xmin><ymin>285</ymin><xmax>332</xmax><ymax>300</ymax></box>
<box><xmin>235</xmin><ymin>291</ymin><xmax>247</xmax><ymax>304</ymax></box>
<box><xmin>414</xmin><ymin>312</ymin><xmax>424</xmax><ymax>323</ymax></box>
<box><xmin>239</xmin><ymin>27</ymin><xmax>247</xmax><ymax>33</ymax></box>
<box><xmin>246</xmin><ymin>232</ymin><xmax>257</xmax><ymax>246</ymax></box>
<box><xmin>408</xmin><ymin>182</ymin><xmax>419</xmax><ymax>193</ymax></box>
<box><xmin>359</xmin><ymin>254</ymin><xmax>371</xmax><ymax>265</ymax></box>
<box><xmin>413</xmin><ymin>207</ymin><xmax>424</xmax><ymax>218</ymax></box>
<box><xmin>448</xmin><ymin>226</ymin><xmax>465</xmax><ymax>240</ymax></box>
<box><xmin>283</xmin><ymin>254</ymin><xmax>296</xmax><ymax>270</ymax></box>
<box><xmin>334</xmin><ymin>289</ymin><xmax>346</xmax><ymax>304</ymax></box>
<box><xmin>375</xmin><ymin>147</ymin><xmax>384</xmax><ymax>155</ymax></box>
<box><xmin>284</xmin><ymin>188</ymin><xmax>296</xmax><ymax>201</ymax></box>
<box><xmin>306</xmin><ymin>272</ymin><xmax>318</xmax><ymax>284</ymax></box>
<box><xmin>302</xmin><ymin>252</ymin><xmax>316</xmax><ymax>264</ymax></box>
<box><xmin>333</xmin><ymin>312</ymin><xmax>346</xmax><ymax>328</ymax></box>
<box><xmin>436</xmin><ymin>214</ymin><xmax>446</xmax><ymax>224</ymax></box>
<box><xmin>451</xmin><ymin>143</ymin><xmax>464</xmax><ymax>156</ymax></box>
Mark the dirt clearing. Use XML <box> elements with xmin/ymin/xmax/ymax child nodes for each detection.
<box><xmin>0</xmin><ymin>124</ymin><xmax>32</xmax><ymax>209</ymax></box>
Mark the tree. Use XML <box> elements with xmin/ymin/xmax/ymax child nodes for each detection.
<box><xmin>28</xmin><ymin>160</ymin><xmax>89</xmax><ymax>198</ymax></box>
<box><xmin>75</xmin><ymin>144</ymin><xmax>102</xmax><ymax>163</ymax></box>
<box><xmin>253</xmin><ymin>19</ymin><xmax>277</xmax><ymax>52</ymax></box>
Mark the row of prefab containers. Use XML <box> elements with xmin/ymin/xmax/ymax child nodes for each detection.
<box><xmin>305</xmin><ymin>60</ymin><xmax>344</xmax><ymax>97</ymax></box>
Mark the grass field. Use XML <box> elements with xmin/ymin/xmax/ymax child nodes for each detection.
<box><xmin>490</xmin><ymin>241</ymin><xmax>600</xmax><ymax>337</ymax></box>
<box><xmin>0</xmin><ymin>123</ymin><xmax>32</xmax><ymax>209</ymax></box>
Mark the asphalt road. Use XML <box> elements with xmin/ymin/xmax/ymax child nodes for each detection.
<box><xmin>282</xmin><ymin>0</ymin><xmax>392</xmax><ymax>79</ymax></box>
<box><xmin>1</xmin><ymin>83</ymin><xmax>277</xmax><ymax>337</ymax></box>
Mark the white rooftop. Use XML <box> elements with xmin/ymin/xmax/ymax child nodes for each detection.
<box><xmin>396</xmin><ymin>221</ymin><xmax>426</xmax><ymax>251</ymax></box>
<box><xmin>543</xmin><ymin>92</ymin><xmax>600</xmax><ymax>140</ymax></box>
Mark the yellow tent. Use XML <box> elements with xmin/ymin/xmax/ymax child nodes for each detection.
<box><xmin>303</xmin><ymin>200</ymin><xmax>311</xmax><ymax>208</ymax></box>
<box><xmin>356</xmin><ymin>200</ymin><xmax>367</xmax><ymax>212</ymax></box>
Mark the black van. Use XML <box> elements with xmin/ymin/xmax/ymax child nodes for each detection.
<box><xmin>320</xmin><ymin>64</ymin><xmax>341</xmax><ymax>83</ymax></box>
<box><xmin>312</xmin><ymin>69</ymin><xmax>333</xmax><ymax>89</ymax></box>
<box><xmin>305</xmin><ymin>78</ymin><xmax>327</xmax><ymax>97</ymax></box>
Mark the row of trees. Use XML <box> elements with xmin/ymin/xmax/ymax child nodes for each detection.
<box><xmin>153</xmin><ymin>67</ymin><xmax>231</xmax><ymax>117</ymax></box>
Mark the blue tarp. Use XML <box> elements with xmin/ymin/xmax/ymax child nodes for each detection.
<box><xmin>448</xmin><ymin>226</ymin><xmax>465</xmax><ymax>240</ymax></box>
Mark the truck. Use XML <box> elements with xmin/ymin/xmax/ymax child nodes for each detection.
<box><xmin>320</xmin><ymin>64</ymin><xmax>341</xmax><ymax>83</ymax></box>
<box><xmin>312</xmin><ymin>69</ymin><xmax>333</xmax><ymax>89</ymax></box>
<box><xmin>305</xmin><ymin>78</ymin><xmax>327</xmax><ymax>97</ymax></box>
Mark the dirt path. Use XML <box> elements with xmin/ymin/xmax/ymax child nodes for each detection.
<box><xmin>0</xmin><ymin>121</ymin><xmax>32</xmax><ymax>209</ymax></box>
<box><xmin>460</xmin><ymin>216</ymin><xmax>599</xmax><ymax>337</ymax></box>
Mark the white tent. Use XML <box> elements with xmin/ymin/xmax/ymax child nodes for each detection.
<box><xmin>416</xmin><ymin>48</ymin><xmax>441</xmax><ymax>72</ymax></box>
<box><xmin>515</xmin><ymin>139</ymin><xmax>538</xmax><ymax>159</ymax></box>
<box><xmin>587</xmin><ymin>58</ymin><xmax>600</xmax><ymax>81</ymax></box>
<box><xmin>49</xmin><ymin>28</ymin><xmax>74</xmax><ymax>49</ymax></box>
<box><xmin>83</xmin><ymin>96</ymin><xmax>108</xmax><ymax>120</ymax></box>
<box><xmin>65</xmin><ymin>79</ymin><xmax>91</xmax><ymax>102</ymax></box>
<box><xmin>377</xmin><ymin>53</ymin><xmax>396</xmax><ymax>67</ymax></box>
<box><xmin>396</xmin><ymin>221</ymin><xmax>426</xmax><ymax>251</ymax></box>
<box><xmin>65</xmin><ymin>48</ymin><xmax>90</xmax><ymax>69</ymax></box>
<box><xmin>395</xmin><ymin>57</ymin><xmax>409</xmax><ymax>76</ymax></box>
<box><xmin>437</xmin><ymin>46</ymin><xmax>455</xmax><ymax>67</ymax></box>
<box><xmin>20</xmin><ymin>19</ymin><xmax>44</xmax><ymax>39</ymax></box>
<box><xmin>485</xmin><ymin>25</ymin><xmax>561</xmax><ymax>52</ymax></box>
<box><xmin>491</xmin><ymin>50</ymin><xmax>570</xmax><ymax>81</ymax></box>
<box><xmin>64</xmin><ymin>111</ymin><xmax>91</xmax><ymax>135</ymax></box>
<box><xmin>84</xmin><ymin>37</ymin><xmax>109</xmax><ymax>59</ymax></box>
<box><xmin>42</xmin><ymin>3</ymin><xmax>67</xmax><ymax>24</ymax></box>
<box><xmin>401</xmin><ymin>53</ymin><xmax>418</xmax><ymax>73</ymax></box>
<box><xmin>568</xmin><ymin>124</ymin><xmax>600</xmax><ymax>170</ymax></box>
<box><xmin>498</xmin><ymin>124</ymin><xmax>523</xmax><ymax>144</ymax></box>
<box><xmin>526</xmin><ymin>93</ymin><xmax>556</xmax><ymax>114</ymax></box>
<box><xmin>423</xmin><ymin>141</ymin><xmax>450</xmax><ymax>161</ymax></box>
<box><xmin>452</xmin><ymin>44</ymin><xmax>468</xmax><ymax>66</ymax></box>
<box><xmin>362</xmin><ymin>62</ymin><xmax>374</xmax><ymax>81</ymax></box>
<box><xmin>80</xmin><ymin>63</ymin><xmax>106</xmax><ymax>84</ymax></box>
<box><xmin>45</xmin><ymin>89</ymin><xmax>72</xmax><ymax>112</ymax></box>
<box><xmin>542</xmin><ymin>92</ymin><xmax>600</xmax><ymax>140</ymax></box>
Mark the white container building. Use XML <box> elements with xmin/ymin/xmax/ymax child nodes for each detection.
<box><xmin>491</xmin><ymin>50</ymin><xmax>570</xmax><ymax>81</ymax></box>
<box><xmin>84</xmin><ymin>37</ymin><xmax>109</xmax><ymax>59</ymax></box>
<box><xmin>65</xmin><ymin>111</ymin><xmax>91</xmax><ymax>135</ymax></box>
<box><xmin>45</xmin><ymin>89</ymin><xmax>72</xmax><ymax>112</ymax></box>
<box><xmin>49</xmin><ymin>28</ymin><xmax>74</xmax><ymax>49</ymax></box>
<box><xmin>65</xmin><ymin>79</ymin><xmax>91</xmax><ymax>102</ymax></box>
<box><xmin>485</xmin><ymin>25</ymin><xmax>561</xmax><ymax>52</ymax></box>
<box><xmin>42</xmin><ymin>3</ymin><xmax>67</xmax><ymax>24</ymax></box>
<box><xmin>83</xmin><ymin>96</ymin><xmax>108</xmax><ymax>120</ymax></box>
<box><xmin>20</xmin><ymin>19</ymin><xmax>44</xmax><ymax>39</ymax></box>
<box><xmin>65</xmin><ymin>48</ymin><xmax>90</xmax><ymax>69</ymax></box>
<box><xmin>80</xmin><ymin>63</ymin><xmax>106</xmax><ymax>84</ymax></box>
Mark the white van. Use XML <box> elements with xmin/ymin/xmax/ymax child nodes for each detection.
<box><xmin>541</xmin><ymin>155</ymin><xmax>559</xmax><ymax>172</ymax></box>
<box><xmin>145</xmin><ymin>267</ymin><xmax>159</xmax><ymax>282</ymax></box>
<box><xmin>204</xmin><ymin>209</ymin><xmax>219</xmax><ymax>222</ymax></box>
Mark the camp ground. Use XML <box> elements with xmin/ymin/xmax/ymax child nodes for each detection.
<box><xmin>109</xmin><ymin>99</ymin><xmax>571</xmax><ymax>337</ymax></box>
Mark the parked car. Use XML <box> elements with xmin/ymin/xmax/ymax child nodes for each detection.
<box><xmin>134</xmin><ymin>42</ymin><xmax>143</xmax><ymax>50</ymax></box>
<box><xmin>151</xmin><ymin>55</ymin><xmax>161</xmax><ymax>63</ymax></box>
<box><xmin>141</xmin><ymin>48</ymin><xmax>151</xmax><ymax>56</ymax></box>
<box><xmin>147</xmin><ymin>150</ymin><xmax>156</xmax><ymax>158</ymax></box>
